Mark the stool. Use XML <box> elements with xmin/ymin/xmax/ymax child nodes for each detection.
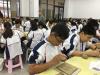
<box><xmin>5</xmin><ymin>55</ymin><xmax>23</xmax><ymax>73</ymax></box>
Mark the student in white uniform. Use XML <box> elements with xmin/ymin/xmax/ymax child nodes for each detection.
<box><xmin>24</xmin><ymin>17</ymin><xmax>31</xmax><ymax>32</ymax></box>
<box><xmin>12</xmin><ymin>19</ymin><xmax>24</xmax><ymax>32</ymax></box>
<box><xmin>62</xmin><ymin>25</ymin><xmax>100</xmax><ymax>58</ymax></box>
<box><xmin>69</xmin><ymin>21</ymin><xmax>78</xmax><ymax>35</ymax></box>
<box><xmin>88</xmin><ymin>19</ymin><xmax>100</xmax><ymax>43</ymax></box>
<box><xmin>77</xmin><ymin>21</ymin><xmax>83</xmax><ymax>33</ymax></box>
<box><xmin>1</xmin><ymin>22</ymin><xmax>23</xmax><ymax>60</ymax></box>
<box><xmin>27</xmin><ymin>20</ymin><xmax>45</xmax><ymax>49</ymax></box>
<box><xmin>38</xmin><ymin>21</ymin><xmax>48</xmax><ymax>35</ymax></box>
<box><xmin>28</xmin><ymin>23</ymin><xmax>69</xmax><ymax>75</ymax></box>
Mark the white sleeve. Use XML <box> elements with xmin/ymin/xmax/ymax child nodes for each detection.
<box><xmin>23</xmin><ymin>22</ymin><xmax>27</xmax><ymax>27</ymax></box>
<box><xmin>63</xmin><ymin>35</ymin><xmax>79</xmax><ymax>56</ymax></box>
<box><xmin>1</xmin><ymin>36</ymin><xmax>6</xmax><ymax>44</ymax></box>
<box><xmin>27</xmin><ymin>31</ymin><xmax>34</xmax><ymax>39</ymax></box>
<box><xmin>96</xmin><ymin>30</ymin><xmax>100</xmax><ymax>37</ymax></box>
<box><xmin>14</xmin><ymin>30</ymin><xmax>24</xmax><ymax>38</ymax></box>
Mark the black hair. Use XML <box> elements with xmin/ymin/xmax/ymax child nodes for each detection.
<box><xmin>38</xmin><ymin>21</ymin><xmax>48</xmax><ymax>30</ymax></box>
<box><xmin>3</xmin><ymin>22</ymin><xmax>13</xmax><ymax>39</ymax></box>
<box><xmin>86</xmin><ymin>19</ymin><xmax>99</xmax><ymax>30</ymax></box>
<box><xmin>51</xmin><ymin>22</ymin><xmax>69</xmax><ymax>40</ymax></box>
<box><xmin>34</xmin><ymin>19</ymin><xmax>38</xmax><ymax>23</ymax></box>
<box><xmin>29</xmin><ymin>20</ymin><xmax>38</xmax><ymax>31</ymax></box>
<box><xmin>49</xmin><ymin>20</ymin><xmax>53</xmax><ymax>25</ymax></box>
<box><xmin>15</xmin><ymin>19</ymin><xmax>21</xmax><ymax>24</ymax></box>
<box><xmin>26</xmin><ymin>17</ymin><xmax>30</xmax><ymax>21</ymax></box>
<box><xmin>81</xmin><ymin>25</ymin><xmax>96</xmax><ymax>36</ymax></box>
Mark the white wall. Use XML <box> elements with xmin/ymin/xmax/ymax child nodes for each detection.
<box><xmin>20</xmin><ymin>0</ymin><xmax>29</xmax><ymax>17</ymax></box>
<box><xmin>20</xmin><ymin>0</ymin><xmax>39</xmax><ymax>17</ymax></box>
<box><xmin>29</xmin><ymin>0</ymin><xmax>39</xmax><ymax>17</ymax></box>
<box><xmin>64</xmin><ymin>0</ymin><xmax>69</xmax><ymax>18</ymax></box>
<box><xmin>64</xmin><ymin>0</ymin><xmax>100</xmax><ymax>19</ymax></box>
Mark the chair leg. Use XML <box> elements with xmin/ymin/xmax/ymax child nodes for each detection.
<box><xmin>19</xmin><ymin>55</ymin><xmax>23</xmax><ymax>69</ymax></box>
<box><xmin>26</xmin><ymin>49</ymin><xmax>29</xmax><ymax>63</ymax></box>
<box><xmin>8</xmin><ymin>60</ymin><xmax>12</xmax><ymax>73</ymax></box>
<box><xmin>5</xmin><ymin>55</ymin><xmax>23</xmax><ymax>73</ymax></box>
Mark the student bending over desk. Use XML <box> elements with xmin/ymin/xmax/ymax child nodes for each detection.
<box><xmin>28</xmin><ymin>23</ymin><xmax>69</xmax><ymax>75</ymax></box>
<box><xmin>62</xmin><ymin>20</ymin><xmax>100</xmax><ymax>58</ymax></box>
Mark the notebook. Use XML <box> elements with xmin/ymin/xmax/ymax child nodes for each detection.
<box><xmin>56</xmin><ymin>63</ymin><xmax>80</xmax><ymax>75</ymax></box>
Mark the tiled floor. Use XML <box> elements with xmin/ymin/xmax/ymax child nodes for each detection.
<box><xmin>0</xmin><ymin>64</ymin><xmax>29</xmax><ymax>75</ymax></box>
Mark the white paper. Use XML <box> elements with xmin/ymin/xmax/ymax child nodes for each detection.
<box><xmin>90</xmin><ymin>61</ymin><xmax>100</xmax><ymax>71</ymax></box>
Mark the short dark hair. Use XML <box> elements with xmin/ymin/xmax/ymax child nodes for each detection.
<box><xmin>86</xmin><ymin>19</ymin><xmax>99</xmax><ymax>30</ymax></box>
<box><xmin>81</xmin><ymin>25</ymin><xmax>96</xmax><ymax>36</ymax></box>
<box><xmin>26</xmin><ymin>17</ymin><xmax>30</xmax><ymax>20</ymax></box>
<box><xmin>51</xmin><ymin>22</ymin><xmax>69</xmax><ymax>40</ymax></box>
<box><xmin>30</xmin><ymin>20</ymin><xmax>38</xmax><ymax>31</ymax></box>
<box><xmin>15</xmin><ymin>19</ymin><xmax>21</xmax><ymax>24</ymax></box>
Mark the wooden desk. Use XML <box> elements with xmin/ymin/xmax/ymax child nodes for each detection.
<box><xmin>38</xmin><ymin>57</ymin><xmax>100</xmax><ymax>75</ymax></box>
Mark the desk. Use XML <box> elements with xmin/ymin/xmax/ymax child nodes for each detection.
<box><xmin>38</xmin><ymin>57</ymin><xmax>100</xmax><ymax>75</ymax></box>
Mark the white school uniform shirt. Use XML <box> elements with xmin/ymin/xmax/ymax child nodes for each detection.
<box><xmin>62</xmin><ymin>33</ymin><xmax>91</xmax><ymax>56</ymax></box>
<box><xmin>12</xmin><ymin>25</ymin><xmax>24</xmax><ymax>32</ymax></box>
<box><xmin>69</xmin><ymin>26</ymin><xmax>78</xmax><ymax>35</ymax></box>
<box><xmin>1</xmin><ymin>30</ymin><xmax>23</xmax><ymax>59</ymax></box>
<box><xmin>77</xmin><ymin>24</ymin><xmax>83</xmax><ymax>33</ymax></box>
<box><xmin>96</xmin><ymin>30</ymin><xmax>100</xmax><ymax>37</ymax></box>
<box><xmin>28</xmin><ymin>39</ymin><xmax>60</xmax><ymax>64</ymax></box>
<box><xmin>28</xmin><ymin>29</ymin><xmax>44</xmax><ymax>49</ymax></box>
<box><xmin>44</xmin><ymin>29</ymin><xmax>51</xmax><ymax>38</ymax></box>
<box><xmin>24</xmin><ymin>21</ymin><xmax>31</xmax><ymax>32</ymax></box>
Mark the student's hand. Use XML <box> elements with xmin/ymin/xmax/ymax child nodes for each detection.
<box><xmin>86</xmin><ymin>50</ymin><xmax>100</xmax><ymax>57</ymax></box>
<box><xmin>51</xmin><ymin>53</ymin><xmax>67</xmax><ymax>65</ymax></box>
<box><xmin>96</xmin><ymin>43</ymin><xmax>100</xmax><ymax>49</ymax></box>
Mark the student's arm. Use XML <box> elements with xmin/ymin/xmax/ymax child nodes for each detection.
<box><xmin>84</xmin><ymin>50</ymin><xmax>100</xmax><ymax>57</ymax></box>
<box><xmin>28</xmin><ymin>61</ymin><xmax>55</xmax><ymax>75</ymax></box>
<box><xmin>28</xmin><ymin>53</ymin><xmax>67</xmax><ymax>74</ymax></box>
<box><xmin>72</xmin><ymin>50</ymin><xmax>100</xmax><ymax>57</ymax></box>
<box><xmin>27</xmin><ymin>31</ymin><xmax>34</xmax><ymax>39</ymax></box>
<box><xmin>89</xmin><ymin>44</ymin><xmax>97</xmax><ymax>50</ymax></box>
<box><xmin>71</xmin><ymin>50</ymin><xmax>83</xmax><ymax>56</ymax></box>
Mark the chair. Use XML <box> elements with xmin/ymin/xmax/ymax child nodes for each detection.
<box><xmin>5</xmin><ymin>55</ymin><xmax>23</xmax><ymax>73</ymax></box>
<box><xmin>26</xmin><ymin>48</ymin><xmax>32</xmax><ymax>63</ymax></box>
<box><xmin>0</xmin><ymin>58</ymin><xmax>4</xmax><ymax>71</ymax></box>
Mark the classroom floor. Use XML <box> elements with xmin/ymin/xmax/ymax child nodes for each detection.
<box><xmin>0</xmin><ymin>64</ymin><xmax>29</xmax><ymax>75</ymax></box>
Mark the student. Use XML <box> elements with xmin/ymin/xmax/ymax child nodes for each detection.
<box><xmin>28</xmin><ymin>23</ymin><xmax>69</xmax><ymax>75</ymax></box>
<box><xmin>12</xmin><ymin>19</ymin><xmax>24</xmax><ymax>32</ymax></box>
<box><xmin>27</xmin><ymin>20</ymin><xmax>44</xmax><ymax>49</ymax></box>
<box><xmin>62</xmin><ymin>25</ymin><xmax>100</xmax><ymax>58</ymax></box>
<box><xmin>24</xmin><ymin>17</ymin><xmax>31</xmax><ymax>32</ymax></box>
<box><xmin>1</xmin><ymin>22</ymin><xmax>23</xmax><ymax>60</ymax></box>
<box><xmin>69</xmin><ymin>21</ymin><xmax>78</xmax><ymax>35</ymax></box>
<box><xmin>0</xmin><ymin>12</ymin><xmax>4</xmax><ymax>55</ymax></box>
